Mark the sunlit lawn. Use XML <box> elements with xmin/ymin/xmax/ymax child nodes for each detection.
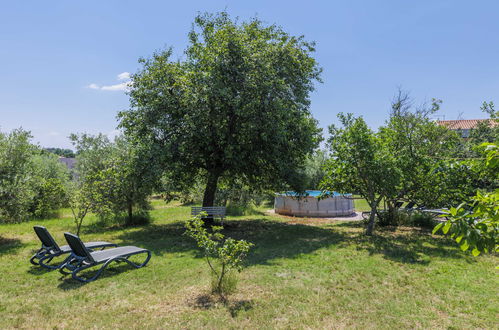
<box><xmin>0</xmin><ymin>200</ymin><xmax>497</xmax><ymax>328</ymax></box>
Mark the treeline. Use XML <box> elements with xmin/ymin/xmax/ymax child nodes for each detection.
<box><xmin>0</xmin><ymin>131</ymin><xmax>159</xmax><ymax>229</ymax></box>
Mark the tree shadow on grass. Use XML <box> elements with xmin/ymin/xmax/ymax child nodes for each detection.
<box><xmin>115</xmin><ymin>219</ymin><xmax>347</xmax><ymax>266</ymax></box>
<box><xmin>54</xmin><ymin>217</ymin><xmax>470</xmax><ymax>292</ymax></box>
<box><xmin>0</xmin><ymin>236</ymin><xmax>25</xmax><ymax>256</ymax></box>
<box><xmin>337</xmin><ymin>223</ymin><xmax>471</xmax><ymax>264</ymax></box>
<box><xmin>114</xmin><ymin>218</ymin><xmax>470</xmax><ymax>266</ymax></box>
<box><xmin>189</xmin><ymin>293</ymin><xmax>254</xmax><ymax>317</ymax></box>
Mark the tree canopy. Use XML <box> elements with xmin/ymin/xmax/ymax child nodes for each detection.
<box><xmin>321</xmin><ymin>113</ymin><xmax>399</xmax><ymax>235</ymax></box>
<box><xmin>119</xmin><ymin>12</ymin><xmax>322</xmax><ymax>209</ymax></box>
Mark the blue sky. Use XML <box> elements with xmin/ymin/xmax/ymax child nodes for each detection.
<box><xmin>1</xmin><ymin>0</ymin><xmax>498</xmax><ymax>148</ymax></box>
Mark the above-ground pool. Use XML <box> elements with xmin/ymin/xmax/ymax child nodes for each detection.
<box><xmin>274</xmin><ymin>190</ymin><xmax>354</xmax><ymax>217</ymax></box>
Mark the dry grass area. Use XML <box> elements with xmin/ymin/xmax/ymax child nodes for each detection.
<box><xmin>0</xmin><ymin>202</ymin><xmax>497</xmax><ymax>329</ymax></box>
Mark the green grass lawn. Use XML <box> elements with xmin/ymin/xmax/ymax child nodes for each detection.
<box><xmin>0</xmin><ymin>201</ymin><xmax>497</xmax><ymax>328</ymax></box>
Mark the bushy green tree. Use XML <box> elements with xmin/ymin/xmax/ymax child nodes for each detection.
<box><xmin>0</xmin><ymin>129</ymin><xmax>37</xmax><ymax>222</ymax></box>
<box><xmin>119</xmin><ymin>12</ymin><xmax>322</xmax><ymax>218</ymax></box>
<box><xmin>379</xmin><ymin>91</ymin><xmax>460</xmax><ymax>209</ymax></box>
<box><xmin>70</xmin><ymin>133</ymin><xmax>157</xmax><ymax>225</ymax></box>
<box><xmin>302</xmin><ymin>150</ymin><xmax>329</xmax><ymax>190</ymax></box>
<box><xmin>0</xmin><ymin>129</ymin><xmax>69</xmax><ymax>222</ymax></box>
<box><xmin>30</xmin><ymin>153</ymin><xmax>69</xmax><ymax>218</ymax></box>
<box><xmin>322</xmin><ymin>113</ymin><xmax>399</xmax><ymax>235</ymax></box>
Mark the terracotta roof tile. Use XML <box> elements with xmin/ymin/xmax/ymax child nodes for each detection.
<box><xmin>436</xmin><ymin>119</ymin><xmax>498</xmax><ymax>130</ymax></box>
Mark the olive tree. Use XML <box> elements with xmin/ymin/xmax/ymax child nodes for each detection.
<box><xmin>118</xmin><ymin>12</ymin><xmax>322</xmax><ymax>215</ymax></box>
<box><xmin>0</xmin><ymin>129</ymin><xmax>37</xmax><ymax>222</ymax></box>
<box><xmin>70</xmin><ymin>133</ymin><xmax>158</xmax><ymax>225</ymax></box>
<box><xmin>0</xmin><ymin>129</ymin><xmax>69</xmax><ymax>222</ymax></box>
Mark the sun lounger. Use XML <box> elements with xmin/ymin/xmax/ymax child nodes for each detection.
<box><xmin>59</xmin><ymin>232</ymin><xmax>151</xmax><ymax>283</ymax></box>
<box><xmin>30</xmin><ymin>226</ymin><xmax>118</xmax><ymax>269</ymax></box>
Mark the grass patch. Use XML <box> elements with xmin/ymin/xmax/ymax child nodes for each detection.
<box><xmin>0</xmin><ymin>200</ymin><xmax>496</xmax><ymax>328</ymax></box>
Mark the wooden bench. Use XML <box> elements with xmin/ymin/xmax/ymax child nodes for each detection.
<box><xmin>191</xmin><ymin>206</ymin><xmax>226</xmax><ymax>224</ymax></box>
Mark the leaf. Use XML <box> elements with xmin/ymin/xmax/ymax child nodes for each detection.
<box><xmin>460</xmin><ymin>240</ymin><xmax>469</xmax><ymax>252</ymax></box>
<box><xmin>432</xmin><ymin>222</ymin><xmax>443</xmax><ymax>234</ymax></box>
<box><xmin>471</xmin><ymin>248</ymin><xmax>481</xmax><ymax>256</ymax></box>
<box><xmin>442</xmin><ymin>221</ymin><xmax>452</xmax><ymax>234</ymax></box>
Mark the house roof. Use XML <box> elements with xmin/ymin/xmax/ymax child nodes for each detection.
<box><xmin>436</xmin><ymin>119</ymin><xmax>498</xmax><ymax>130</ymax></box>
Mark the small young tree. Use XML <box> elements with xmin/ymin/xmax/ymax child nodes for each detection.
<box><xmin>185</xmin><ymin>215</ymin><xmax>253</xmax><ymax>299</ymax></box>
<box><xmin>321</xmin><ymin>113</ymin><xmax>399</xmax><ymax>235</ymax></box>
<box><xmin>66</xmin><ymin>182</ymin><xmax>92</xmax><ymax>236</ymax></box>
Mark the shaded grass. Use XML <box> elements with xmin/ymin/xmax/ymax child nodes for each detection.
<box><xmin>0</xmin><ymin>200</ymin><xmax>497</xmax><ymax>328</ymax></box>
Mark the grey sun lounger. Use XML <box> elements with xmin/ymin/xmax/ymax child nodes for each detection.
<box><xmin>59</xmin><ymin>232</ymin><xmax>151</xmax><ymax>283</ymax></box>
<box><xmin>30</xmin><ymin>225</ymin><xmax>118</xmax><ymax>270</ymax></box>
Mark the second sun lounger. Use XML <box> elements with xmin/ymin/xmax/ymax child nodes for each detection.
<box><xmin>30</xmin><ymin>225</ymin><xmax>118</xmax><ymax>269</ymax></box>
<box><xmin>60</xmin><ymin>232</ymin><xmax>151</xmax><ymax>283</ymax></box>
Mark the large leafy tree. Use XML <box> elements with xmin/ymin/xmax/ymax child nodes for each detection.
<box><xmin>322</xmin><ymin>114</ymin><xmax>399</xmax><ymax>235</ymax></box>
<box><xmin>118</xmin><ymin>12</ymin><xmax>322</xmax><ymax>211</ymax></box>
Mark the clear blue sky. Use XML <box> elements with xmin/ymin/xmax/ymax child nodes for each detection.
<box><xmin>1</xmin><ymin>0</ymin><xmax>498</xmax><ymax>149</ymax></box>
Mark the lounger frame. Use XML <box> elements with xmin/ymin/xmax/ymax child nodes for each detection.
<box><xmin>60</xmin><ymin>233</ymin><xmax>151</xmax><ymax>283</ymax></box>
<box><xmin>30</xmin><ymin>226</ymin><xmax>117</xmax><ymax>269</ymax></box>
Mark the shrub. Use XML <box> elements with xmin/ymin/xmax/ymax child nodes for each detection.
<box><xmin>376</xmin><ymin>210</ymin><xmax>436</xmax><ymax>229</ymax></box>
<box><xmin>0</xmin><ymin>129</ymin><xmax>37</xmax><ymax>222</ymax></box>
<box><xmin>411</xmin><ymin>212</ymin><xmax>436</xmax><ymax>229</ymax></box>
<box><xmin>376</xmin><ymin>210</ymin><xmax>410</xmax><ymax>227</ymax></box>
<box><xmin>184</xmin><ymin>214</ymin><xmax>253</xmax><ymax>299</ymax></box>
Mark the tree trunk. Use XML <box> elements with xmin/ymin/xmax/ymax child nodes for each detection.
<box><xmin>127</xmin><ymin>201</ymin><xmax>133</xmax><ymax>224</ymax></box>
<box><xmin>203</xmin><ymin>171</ymin><xmax>220</xmax><ymax>207</ymax></box>
<box><xmin>366</xmin><ymin>204</ymin><xmax>377</xmax><ymax>236</ymax></box>
<box><xmin>202</xmin><ymin>170</ymin><xmax>221</xmax><ymax>224</ymax></box>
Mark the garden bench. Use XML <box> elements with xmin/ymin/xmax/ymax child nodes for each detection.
<box><xmin>191</xmin><ymin>206</ymin><xmax>226</xmax><ymax>224</ymax></box>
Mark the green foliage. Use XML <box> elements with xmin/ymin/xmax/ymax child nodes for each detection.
<box><xmin>66</xmin><ymin>181</ymin><xmax>93</xmax><ymax>236</ymax></box>
<box><xmin>184</xmin><ymin>214</ymin><xmax>253</xmax><ymax>298</ymax></box>
<box><xmin>411</xmin><ymin>212</ymin><xmax>437</xmax><ymax>229</ymax></box>
<box><xmin>379</xmin><ymin>90</ymin><xmax>460</xmax><ymax>208</ymax></box>
<box><xmin>433</xmin><ymin>142</ymin><xmax>498</xmax><ymax>256</ymax></box>
<box><xmin>43</xmin><ymin>147</ymin><xmax>75</xmax><ymax>158</ymax></box>
<box><xmin>70</xmin><ymin>133</ymin><xmax>158</xmax><ymax>225</ymax></box>
<box><xmin>376</xmin><ymin>210</ymin><xmax>436</xmax><ymax>229</ymax></box>
<box><xmin>300</xmin><ymin>149</ymin><xmax>329</xmax><ymax>190</ymax></box>
<box><xmin>455</xmin><ymin>101</ymin><xmax>499</xmax><ymax>158</ymax></box>
<box><xmin>0</xmin><ymin>129</ymin><xmax>37</xmax><ymax>222</ymax></box>
<box><xmin>322</xmin><ymin>113</ymin><xmax>399</xmax><ymax>235</ymax></box>
<box><xmin>119</xmin><ymin>11</ymin><xmax>322</xmax><ymax>211</ymax></box>
<box><xmin>30</xmin><ymin>153</ymin><xmax>69</xmax><ymax>218</ymax></box>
